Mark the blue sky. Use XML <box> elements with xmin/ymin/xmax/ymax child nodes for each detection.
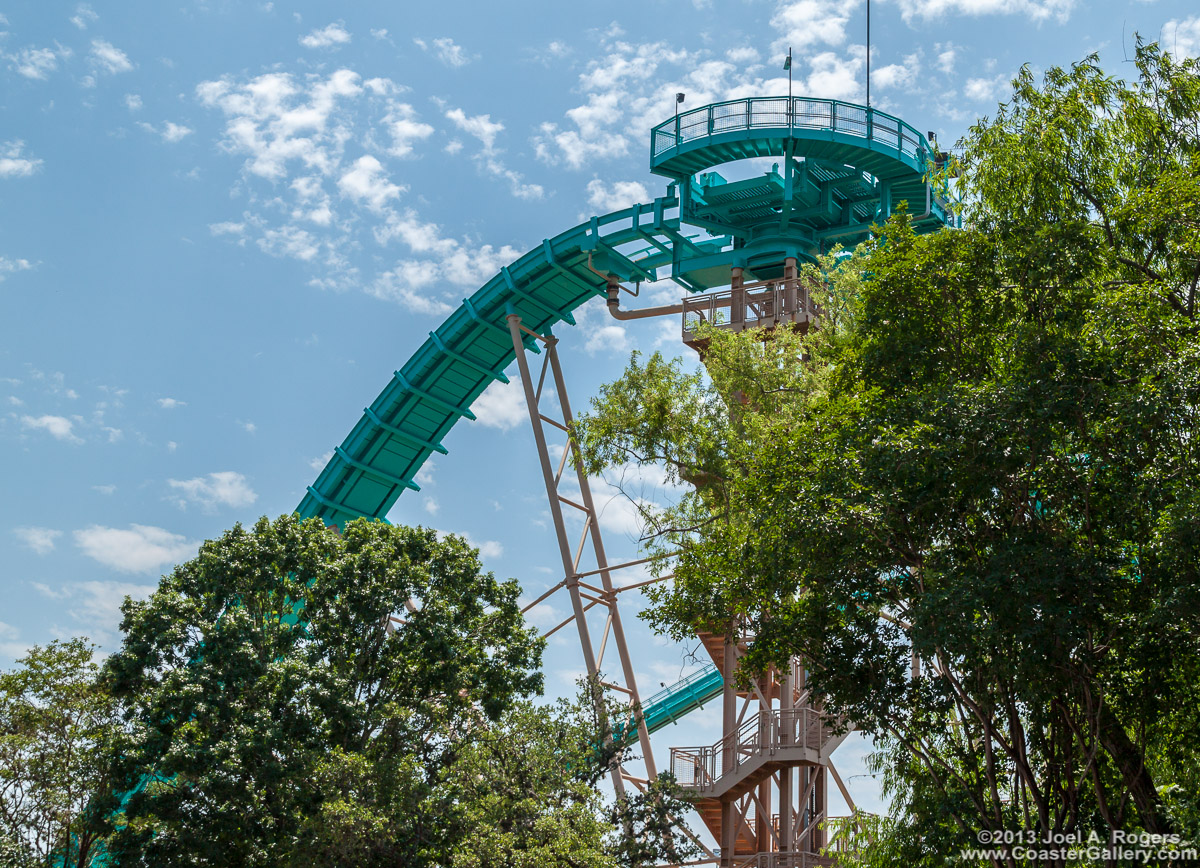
<box><xmin>2</xmin><ymin>0</ymin><xmax>1197</xmax><ymax>818</ymax></box>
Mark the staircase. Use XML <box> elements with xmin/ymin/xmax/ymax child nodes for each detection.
<box><xmin>670</xmin><ymin>708</ymin><xmax>846</xmax><ymax>800</ymax></box>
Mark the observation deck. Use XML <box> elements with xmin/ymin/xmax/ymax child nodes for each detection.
<box><xmin>645</xmin><ymin>96</ymin><xmax>953</xmax><ymax>271</ymax></box>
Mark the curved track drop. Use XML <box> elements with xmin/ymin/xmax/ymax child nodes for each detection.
<box><xmin>297</xmin><ymin>96</ymin><xmax>955</xmax><ymax>865</ymax></box>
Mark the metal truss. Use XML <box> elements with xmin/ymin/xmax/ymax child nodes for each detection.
<box><xmin>506</xmin><ymin>309</ymin><xmax>661</xmax><ymax>798</ymax></box>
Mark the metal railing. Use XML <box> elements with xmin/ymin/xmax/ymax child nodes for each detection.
<box><xmin>733</xmin><ymin>851</ymin><xmax>836</xmax><ymax>868</ymax></box>
<box><xmin>681</xmin><ymin>281</ymin><xmax>815</xmax><ymax>342</ymax></box>
<box><xmin>651</xmin><ymin>96</ymin><xmax>927</xmax><ymax>162</ymax></box>
<box><xmin>670</xmin><ymin>707</ymin><xmax>834</xmax><ymax>792</ymax></box>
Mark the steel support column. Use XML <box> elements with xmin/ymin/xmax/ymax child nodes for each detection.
<box><xmin>505</xmin><ymin>311</ymin><xmax>657</xmax><ymax>796</ymax></box>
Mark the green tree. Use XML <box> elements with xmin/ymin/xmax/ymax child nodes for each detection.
<box><xmin>576</xmin><ymin>42</ymin><xmax>1200</xmax><ymax>864</ymax></box>
<box><xmin>97</xmin><ymin>515</ymin><xmax>547</xmax><ymax>867</ymax></box>
<box><xmin>94</xmin><ymin>514</ymin><xmax>694</xmax><ymax>867</ymax></box>
<box><xmin>293</xmin><ymin>696</ymin><xmax>618</xmax><ymax>868</ymax></box>
<box><xmin>0</xmin><ymin>639</ymin><xmax>118</xmax><ymax>868</ymax></box>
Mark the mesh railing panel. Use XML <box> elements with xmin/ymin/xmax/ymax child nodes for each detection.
<box><xmin>650</xmin><ymin>98</ymin><xmax>929</xmax><ymax>165</ymax></box>
<box><xmin>750</xmin><ymin>98</ymin><xmax>790</xmax><ymax>128</ymax></box>
<box><xmin>833</xmin><ymin>103</ymin><xmax>868</xmax><ymax>136</ymax></box>
<box><xmin>712</xmin><ymin>101</ymin><xmax>748</xmax><ymax>132</ymax></box>
<box><xmin>792</xmin><ymin>99</ymin><xmax>832</xmax><ymax>129</ymax></box>
<box><xmin>870</xmin><ymin>114</ymin><xmax>901</xmax><ymax>149</ymax></box>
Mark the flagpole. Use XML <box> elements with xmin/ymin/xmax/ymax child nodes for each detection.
<box><xmin>866</xmin><ymin>0</ymin><xmax>871</xmax><ymax>108</ymax></box>
<box><xmin>784</xmin><ymin>46</ymin><xmax>793</xmax><ymax>127</ymax></box>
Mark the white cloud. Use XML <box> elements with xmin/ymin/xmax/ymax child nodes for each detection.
<box><xmin>36</xmin><ymin>580</ymin><xmax>158</xmax><ymax>649</ymax></box>
<box><xmin>196</xmin><ymin>68</ymin><xmax>364</xmax><ymax>181</ymax></box>
<box><xmin>337</xmin><ymin>155</ymin><xmax>404</xmax><ymax>213</ymax></box>
<box><xmin>871</xmin><ymin>53</ymin><xmax>921</xmax><ymax>90</ymax></box>
<box><xmin>197</xmin><ymin>68</ymin><xmax>518</xmax><ymax>300</ymax></box>
<box><xmin>367</xmin><ymin>267</ymin><xmax>454</xmax><ymax>314</ymax></box>
<box><xmin>89</xmin><ymin>39</ymin><xmax>133</xmax><ymax>75</ymax></box>
<box><xmin>74</xmin><ymin>524</ymin><xmax>198</xmax><ymax>573</ymax></box>
<box><xmin>161</xmin><ymin>121</ymin><xmax>193</xmax><ymax>142</ymax></box>
<box><xmin>532</xmin><ymin>40</ymin><xmax>690</xmax><ymax>170</ymax></box>
<box><xmin>423</xmin><ymin>497</ymin><xmax>440</xmax><ymax>515</ymax></box>
<box><xmin>209</xmin><ymin>221</ymin><xmax>245</xmax><ymax>237</ymax></box>
<box><xmin>92</xmin><ymin>484</ymin><xmax>117</xmax><ymax>495</ymax></box>
<box><xmin>481</xmin><ymin>153</ymin><xmax>544</xmax><ymax>201</ymax></box>
<box><xmin>803</xmin><ymin>50</ymin><xmax>864</xmax><ymax>100</ymax></box>
<box><xmin>70</xmin><ymin>4</ymin><xmax>99</xmax><ymax>29</ymax></box>
<box><xmin>240</xmin><ymin>421</ymin><xmax>257</xmax><ymax>434</ymax></box>
<box><xmin>472</xmin><ymin>379</ymin><xmax>526</xmax><ymax>431</ymax></box>
<box><xmin>459</xmin><ymin>533</ymin><xmax>503</xmax><ymax>559</ymax></box>
<box><xmin>372</xmin><ymin>211</ymin><xmax>524</xmax><ymax>291</ymax></box>
<box><xmin>299</xmin><ymin>22</ymin><xmax>351</xmax><ymax>49</ymax></box>
<box><xmin>444</xmin><ymin>108</ymin><xmax>504</xmax><ymax>151</ymax></box>
<box><xmin>1164</xmin><ymin>16</ymin><xmax>1200</xmax><ymax>58</ymax></box>
<box><xmin>0</xmin><ymin>257</ymin><xmax>34</xmax><ymax>281</ymax></box>
<box><xmin>415</xmin><ymin>461</ymin><xmax>435</xmax><ymax>487</ymax></box>
<box><xmin>14</xmin><ymin>526</ymin><xmax>61</xmax><ymax>555</ymax></box>
<box><xmin>935</xmin><ymin>43</ymin><xmax>958</xmax><ymax>75</ymax></box>
<box><xmin>374</xmin><ymin>211</ymin><xmax>457</xmax><ymax>255</ymax></box>
<box><xmin>771</xmin><ymin>0</ymin><xmax>862</xmax><ymax>53</ymax></box>
<box><xmin>442</xmin><ymin>109</ymin><xmax>541</xmax><ymax>201</ymax></box>
<box><xmin>476</xmin><ymin>539</ymin><xmax>503</xmax><ymax>559</ymax></box>
<box><xmin>726</xmin><ymin>46</ymin><xmax>760</xmax><ymax>64</ymax></box>
<box><xmin>0</xmin><ymin>621</ymin><xmax>29</xmax><ymax>662</ymax></box>
<box><xmin>157</xmin><ymin>397</ymin><xmax>186</xmax><ymax>409</ymax></box>
<box><xmin>167</xmin><ymin>470</ymin><xmax>258</xmax><ymax>510</ymax></box>
<box><xmin>0</xmin><ymin>141</ymin><xmax>43</xmax><ymax>178</ymax></box>
<box><xmin>383</xmin><ymin>104</ymin><xmax>434</xmax><ymax>157</ymax></box>
<box><xmin>534</xmin><ymin>121</ymin><xmax>630</xmax><ymax>171</ymax></box>
<box><xmin>258</xmin><ymin>225</ymin><xmax>320</xmax><ymax>261</ymax></box>
<box><xmin>964</xmin><ymin>72</ymin><xmax>1011</xmax><ymax>103</ymax></box>
<box><xmin>309</xmin><ymin>450</ymin><xmax>333</xmax><ymax>471</ymax></box>
<box><xmin>21</xmin><ymin>414</ymin><xmax>82</xmax><ymax>444</ymax></box>
<box><xmin>125</xmin><ymin>93</ymin><xmax>143</xmax><ymax>111</ymax></box>
<box><xmin>139</xmin><ymin>120</ymin><xmax>194</xmax><ymax>143</ymax></box>
<box><xmin>414</xmin><ymin>36</ymin><xmax>471</xmax><ymax>68</ymax></box>
<box><xmin>12</xmin><ymin>46</ymin><xmax>62</xmax><ymax>80</ymax></box>
<box><xmin>888</xmin><ymin>0</ymin><xmax>1074</xmax><ymax>23</ymax></box>
<box><xmin>586</xmin><ymin>179</ymin><xmax>650</xmax><ymax>214</ymax></box>
<box><xmin>585</xmin><ymin>324</ymin><xmax>630</xmax><ymax>355</ymax></box>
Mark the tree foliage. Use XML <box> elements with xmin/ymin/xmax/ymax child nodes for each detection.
<box><xmin>576</xmin><ymin>42</ymin><xmax>1200</xmax><ymax>864</ymax></box>
<box><xmin>92</xmin><ymin>514</ymin><xmax>699</xmax><ymax>867</ymax></box>
<box><xmin>0</xmin><ymin>639</ymin><xmax>118</xmax><ymax>868</ymax></box>
<box><xmin>97</xmin><ymin>515</ymin><xmax>553</xmax><ymax>867</ymax></box>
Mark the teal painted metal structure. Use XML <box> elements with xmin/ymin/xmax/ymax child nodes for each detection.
<box><xmin>618</xmin><ymin>664</ymin><xmax>725</xmax><ymax>747</ymax></box>
<box><xmin>296</xmin><ymin>95</ymin><xmax>954</xmax><ymax>532</ymax></box>
<box><xmin>292</xmin><ymin>98</ymin><xmax>954</xmax><ymax>758</ymax></box>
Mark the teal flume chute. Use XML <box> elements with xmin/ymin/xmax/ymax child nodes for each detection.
<box><xmin>298</xmin><ymin>95</ymin><xmax>953</xmax><ymax>532</ymax></box>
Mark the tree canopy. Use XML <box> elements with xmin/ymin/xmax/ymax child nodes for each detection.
<box><xmin>576</xmin><ymin>41</ymin><xmax>1200</xmax><ymax>864</ymax></box>
<box><xmin>91</xmin><ymin>513</ymin><xmax>697</xmax><ymax>867</ymax></box>
<box><xmin>0</xmin><ymin>639</ymin><xmax>118</xmax><ymax>868</ymax></box>
<box><xmin>97</xmin><ymin>515</ymin><xmax>556</xmax><ymax>867</ymax></box>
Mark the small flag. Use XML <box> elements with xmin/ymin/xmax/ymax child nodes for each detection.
<box><xmin>783</xmin><ymin>50</ymin><xmax>792</xmax><ymax>71</ymax></box>
<box><xmin>676</xmin><ymin>92</ymin><xmax>686</xmax><ymax>104</ymax></box>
